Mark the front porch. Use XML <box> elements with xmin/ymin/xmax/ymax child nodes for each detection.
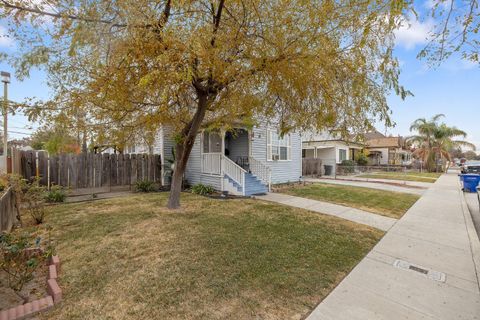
<box><xmin>200</xmin><ymin>128</ymin><xmax>271</xmax><ymax>196</ymax></box>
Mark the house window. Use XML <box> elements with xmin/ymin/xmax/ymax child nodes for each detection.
<box><xmin>267</xmin><ymin>130</ymin><xmax>291</xmax><ymax>161</ymax></box>
<box><xmin>339</xmin><ymin>149</ymin><xmax>347</xmax><ymax>162</ymax></box>
<box><xmin>203</xmin><ymin>131</ymin><xmax>222</xmax><ymax>153</ymax></box>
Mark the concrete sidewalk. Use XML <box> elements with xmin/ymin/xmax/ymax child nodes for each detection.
<box><xmin>304</xmin><ymin>178</ymin><xmax>426</xmax><ymax>196</ymax></box>
<box><xmin>256</xmin><ymin>193</ymin><xmax>396</xmax><ymax>231</ymax></box>
<box><xmin>306</xmin><ymin>173</ymin><xmax>480</xmax><ymax>320</ymax></box>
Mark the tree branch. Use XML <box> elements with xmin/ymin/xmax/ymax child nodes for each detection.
<box><xmin>0</xmin><ymin>0</ymin><xmax>128</xmax><ymax>27</ymax></box>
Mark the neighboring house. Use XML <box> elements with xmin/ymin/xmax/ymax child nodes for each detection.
<box><xmin>126</xmin><ymin>123</ymin><xmax>302</xmax><ymax>196</ymax></box>
<box><xmin>365</xmin><ymin>135</ymin><xmax>412</xmax><ymax>166</ymax></box>
<box><xmin>302</xmin><ymin>131</ymin><xmax>364</xmax><ymax>165</ymax></box>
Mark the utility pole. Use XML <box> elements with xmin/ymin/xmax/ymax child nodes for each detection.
<box><xmin>1</xmin><ymin>71</ymin><xmax>10</xmax><ymax>172</ymax></box>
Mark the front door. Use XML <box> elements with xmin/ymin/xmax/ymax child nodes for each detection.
<box><xmin>224</xmin><ymin>129</ymin><xmax>249</xmax><ymax>169</ymax></box>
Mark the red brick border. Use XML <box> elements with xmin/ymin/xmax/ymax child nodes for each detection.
<box><xmin>0</xmin><ymin>255</ymin><xmax>62</xmax><ymax>320</ymax></box>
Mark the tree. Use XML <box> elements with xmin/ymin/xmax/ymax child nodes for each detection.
<box><xmin>408</xmin><ymin>114</ymin><xmax>476</xmax><ymax>172</ymax></box>
<box><xmin>449</xmin><ymin>147</ymin><xmax>464</xmax><ymax>159</ymax></box>
<box><xmin>421</xmin><ymin>0</ymin><xmax>480</xmax><ymax>65</ymax></box>
<box><xmin>463</xmin><ymin>150</ymin><xmax>478</xmax><ymax>160</ymax></box>
<box><xmin>31</xmin><ymin>126</ymin><xmax>80</xmax><ymax>155</ymax></box>
<box><xmin>1</xmin><ymin>0</ymin><xmax>411</xmax><ymax>208</ymax></box>
<box><xmin>449</xmin><ymin>148</ymin><xmax>479</xmax><ymax>160</ymax></box>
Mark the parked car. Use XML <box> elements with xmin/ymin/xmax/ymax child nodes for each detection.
<box><xmin>461</xmin><ymin>161</ymin><xmax>480</xmax><ymax>174</ymax></box>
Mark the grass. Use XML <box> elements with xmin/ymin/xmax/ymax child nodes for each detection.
<box><xmin>281</xmin><ymin>183</ymin><xmax>420</xmax><ymax>218</ymax></box>
<box><xmin>357</xmin><ymin>171</ymin><xmax>442</xmax><ymax>183</ymax></box>
<box><xmin>27</xmin><ymin>193</ymin><xmax>383</xmax><ymax>320</ymax></box>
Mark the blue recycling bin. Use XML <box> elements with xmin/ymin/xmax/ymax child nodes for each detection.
<box><xmin>459</xmin><ymin>174</ymin><xmax>480</xmax><ymax>192</ymax></box>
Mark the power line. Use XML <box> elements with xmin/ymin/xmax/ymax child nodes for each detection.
<box><xmin>10</xmin><ymin>125</ymin><xmax>34</xmax><ymax>130</ymax></box>
<box><xmin>4</xmin><ymin>130</ymin><xmax>33</xmax><ymax>136</ymax></box>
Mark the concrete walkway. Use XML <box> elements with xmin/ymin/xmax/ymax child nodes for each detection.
<box><xmin>306</xmin><ymin>173</ymin><xmax>480</xmax><ymax>320</ymax></box>
<box><xmin>256</xmin><ymin>193</ymin><xmax>397</xmax><ymax>231</ymax></box>
<box><xmin>323</xmin><ymin>175</ymin><xmax>433</xmax><ymax>189</ymax></box>
<box><xmin>304</xmin><ymin>177</ymin><xmax>426</xmax><ymax>196</ymax></box>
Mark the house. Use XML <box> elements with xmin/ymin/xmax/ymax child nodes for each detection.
<box><xmin>365</xmin><ymin>135</ymin><xmax>412</xmax><ymax>166</ymax></box>
<box><xmin>127</xmin><ymin>123</ymin><xmax>302</xmax><ymax>196</ymax></box>
<box><xmin>302</xmin><ymin>131</ymin><xmax>364</xmax><ymax>170</ymax></box>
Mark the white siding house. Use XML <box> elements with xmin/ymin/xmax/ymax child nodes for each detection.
<box><xmin>302</xmin><ymin>131</ymin><xmax>364</xmax><ymax>174</ymax></box>
<box><xmin>128</xmin><ymin>122</ymin><xmax>302</xmax><ymax>195</ymax></box>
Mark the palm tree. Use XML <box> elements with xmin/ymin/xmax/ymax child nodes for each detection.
<box><xmin>408</xmin><ymin>114</ymin><xmax>476</xmax><ymax>172</ymax></box>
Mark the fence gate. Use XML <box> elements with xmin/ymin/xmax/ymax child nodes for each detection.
<box><xmin>302</xmin><ymin>158</ymin><xmax>323</xmax><ymax>176</ymax></box>
<box><xmin>14</xmin><ymin>150</ymin><xmax>162</xmax><ymax>194</ymax></box>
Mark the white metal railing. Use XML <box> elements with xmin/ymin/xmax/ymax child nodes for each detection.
<box><xmin>202</xmin><ymin>153</ymin><xmax>222</xmax><ymax>175</ymax></box>
<box><xmin>222</xmin><ymin>155</ymin><xmax>246</xmax><ymax>194</ymax></box>
<box><xmin>248</xmin><ymin>156</ymin><xmax>271</xmax><ymax>191</ymax></box>
<box><xmin>202</xmin><ymin>153</ymin><xmax>270</xmax><ymax>195</ymax></box>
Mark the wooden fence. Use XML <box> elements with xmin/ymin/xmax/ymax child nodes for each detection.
<box><xmin>14</xmin><ymin>150</ymin><xmax>162</xmax><ymax>192</ymax></box>
<box><xmin>0</xmin><ymin>187</ymin><xmax>19</xmax><ymax>232</ymax></box>
<box><xmin>302</xmin><ymin>158</ymin><xmax>323</xmax><ymax>176</ymax></box>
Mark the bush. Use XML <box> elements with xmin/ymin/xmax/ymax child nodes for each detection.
<box><xmin>45</xmin><ymin>185</ymin><xmax>66</xmax><ymax>203</ymax></box>
<box><xmin>0</xmin><ymin>232</ymin><xmax>44</xmax><ymax>291</ymax></box>
<box><xmin>340</xmin><ymin>160</ymin><xmax>355</xmax><ymax>167</ymax></box>
<box><xmin>339</xmin><ymin>160</ymin><xmax>355</xmax><ymax>174</ymax></box>
<box><xmin>0</xmin><ymin>175</ymin><xmax>8</xmax><ymax>192</ymax></box>
<box><xmin>191</xmin><ymin>184</ymin><xmax>215</xmax><ymax>195</ymax></box>
<box><xmin>355</xmin><ymin>152</ymin><xmax>369</xmax><ymax>166</ymax></box>
<box><xmin>24</xmin><ymin>178</ymin><xmax>47</xmax><ymax>224</ymax></box>
<box><xmin>135</xmin><ymin>180</ymin><xmax>156</xmax><ymax>193</ymax></box>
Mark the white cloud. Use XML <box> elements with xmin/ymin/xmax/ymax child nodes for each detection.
<box><xmin>394</xmin><ymin>15</ymin><xmax>434</xmax><ymax>50</ymax></box>
<box><xmin>424</xmin><ymin>0</ymin><xmax>451</xmax><ymax>10</ymax></box>
<box><xmin>437</xmin><ymin>55</ymin><xmax>479</xmax><ymax>72</ymax></box>
<box><xmin>0</xmin><ymin>26</ymin><xmax>15</xmax><ymax>48</ymax></box>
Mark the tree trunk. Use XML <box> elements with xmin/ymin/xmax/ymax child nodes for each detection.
<box><xmin>167</xmin><ymin>93</ymin><xmax>209</xmax><ymax>209</ymax></box>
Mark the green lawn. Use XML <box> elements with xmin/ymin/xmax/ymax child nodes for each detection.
<box><xmin>281</xmin><ymin>183</ymin><xmax>420</xmax><ymax>218</ymax></box>
<box><xmin>29</xmin><ymin>193</ymin><xmax>382</xmax><ymax>320</ymax></box>
<box><xmin>357</xmin><ymin>171</ymin><xmax>442</xmax><ymax>183</ymax></box>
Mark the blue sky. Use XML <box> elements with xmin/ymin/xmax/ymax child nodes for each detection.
<box><xmin>0</xmin><ymin>4</ymin><xmax>479</xmax><ymax>151</ymax></box>
<box><xmin>384</xmin><ymin>7</ymin><xmax>480</xmax><ymax>151</ymax></box>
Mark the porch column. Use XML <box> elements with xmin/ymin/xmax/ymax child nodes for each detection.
<box><xmin>220</xmin><ymin>130</ymin><xmax>225</xmax><ymax>192</ymax></box>
<box><xmin>248</xmin><ymin>129</ymin><xmax>254</xmax><ymax>157</ymax></box>
<box><xmin>221</xmin><ymin>130</ymin><xmax>225</xmax><ymax>155</ymax></box>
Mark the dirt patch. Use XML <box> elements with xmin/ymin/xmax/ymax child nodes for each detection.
<box><xmin>0</xmin><ymin>263</ymin><xmax>49</xmax><ymax>311</ymax></box>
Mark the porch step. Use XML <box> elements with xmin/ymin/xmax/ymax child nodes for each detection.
<box><xmin>223</xmin><ymin>172</ymin><xmax>268</xmax><ymax>196</ymax></box>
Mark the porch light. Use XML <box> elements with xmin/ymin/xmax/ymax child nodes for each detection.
<box><xmin>1</xmin><ymin>71</ymin><xmax>10</xmax><ymax>84</ymax></box>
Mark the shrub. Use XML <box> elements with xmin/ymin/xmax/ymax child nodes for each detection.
<box><xmin>45</xmin><ymin>185</ymin><xmax>66</xmax><ymax>203</ymax></box>
<box><xmin>340</xmin><ymin>159</ymin><xmax>355</xmax><ymax>167</ymax></box>
<box><xmin>2</xmin><ymin>174</ymin><xmax>27</xmax><ymax>225</ymax></box>
<box><xmin>135</xmin><ymin>180</ymin><xmax>156</xmax><ymax>193</ymax></box>
<box><xmin>191</xmin><ymin>184</ymin><xmax>215</xmax><ymax>195</ymax></box>
<box><xmin>0</xmin><ymin>175</ymin><xmax>8</xmax><ymax>192</ymax></box>
<box><xmin>0</xmin><ymin>232</ymin><xmax>44</xmax><ymax>291</ymax></box>
<box><xmin>355</xmin><ymin>152</ymin><xmax>369</xmax><ymax>166</ymax></box>
<box><xmin>339</xmin><ymin>160</ymin><xmax>355</xmax><ymax>174</ymax></box>
<box><xmin>24</xmin><ymin>178</ymin><xmax>47</xmax><ymax>224</ymax></box>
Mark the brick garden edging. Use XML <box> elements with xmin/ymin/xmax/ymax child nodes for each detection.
<box><xmin>0</xmin><ymin>255</ymin><xmax>62</xmax><ymax>320</ymax></box>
